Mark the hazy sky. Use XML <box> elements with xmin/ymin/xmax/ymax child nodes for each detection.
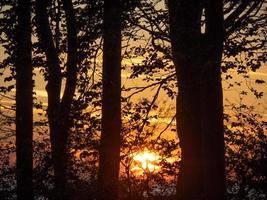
<box><xmin>0</xmin><ymin>32</ymin><xmax>266</xmax><ymax>139</ymax></box>
<box><xmin>0</xmin><ymin>47</ymin><xmax>267</xmax><ymax>112</ymax></box>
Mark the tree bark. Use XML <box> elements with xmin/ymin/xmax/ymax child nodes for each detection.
<box><xmin>168</xmin><ymin>0</ymin><xmax>226</xmax><ymax>199</ymax></box>
<box><xmin>35</xmin><ymin>0</ymin><xmax>77</xmax><ymax>199</ymax></box>
<box><xmin>15</xmin><ymin>0</ymin><xmax>33</xmax><ymax>199</ymax></box>
<box><xmin>97</xmin><ymin>0</ymin><xmax>122</xmax><ymax>199</ymax></box>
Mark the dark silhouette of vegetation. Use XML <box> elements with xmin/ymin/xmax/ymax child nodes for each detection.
<box><xmin>97</xmin><ymin>0</ymin><xmax>122</xmax><ymax>199</ymax></box>
<box><xmin>15</xmin><ymin>0</ymin><xmax>33</xmax><ymax>199</ymax></box>
<box><xmin>0</xmin><ymin>0</ymin><xmax>266</xmax><ymax>200</ymax></box>
<box><xmin>168</xmin><ymin>1</ymin><xmax>225</xmax><ymax>199</ymax></box>
<box><xmin>127</xmin><ymin>0</ymin><xmax>266</xmax><ymax>199</ymax></box>
<box><xmin>35</xmin><ymin>0</ymin><xmax>78</xmax><ymax>198</ymax></box>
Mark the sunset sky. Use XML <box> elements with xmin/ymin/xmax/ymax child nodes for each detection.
<box><xmin>0</xmin><ymin>46</ymin><xmax>267</xmax><ymax>133</ymax></box>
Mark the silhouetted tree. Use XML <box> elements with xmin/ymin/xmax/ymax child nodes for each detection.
<box><xmin>35</xmin><ymin>0</ymin><xmax>78</xmax><ymax>199</ymax></box>
<box><xmin>15</xmin><ymin>0</ymin><xmax>33</xmax><ymax>199</ymax></box>
<box><xmin>167</xmin><ymin>0</ymin><xmax>265</xmax><ymax>199</ymax></box>
<box><xmin>97</xmin><ymin>0</ymin><xmax>122</xmax><ymax>199</ymax></box>
<box><xmin>0</xmin><ymin>1</ymin><xmax>266</xmax><ymax>199</ymax></box>
<box><xmin>224</xmin><ymin>102</ymin><xmax>267</xmax><ymax>199</ymax></box>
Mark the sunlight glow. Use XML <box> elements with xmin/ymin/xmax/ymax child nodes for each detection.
<box><xmin>131</xmin><ymin>149</ymin><xmax>160</xmax><ymax>173</ymax></box>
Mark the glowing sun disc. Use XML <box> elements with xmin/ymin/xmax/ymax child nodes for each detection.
<box><xmin>131</xmin><ymin>149</ymin><xmax>160</xmax><ymax>172</ymax></box>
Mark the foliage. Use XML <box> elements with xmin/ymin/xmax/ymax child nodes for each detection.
<box><xmin>0</xmin><ymin>0</ymin><xmax>266</xmax><ymax>199</ymax></box>
<box><xmin>225</xmin><ymin>102</ymin><xmax>267</xmax><ymax>200</ymax></box>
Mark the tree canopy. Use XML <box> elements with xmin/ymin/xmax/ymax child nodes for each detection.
<box><xmin>0</xmin><ymin>0</ymin><xmax>266</xmax><ymax>200</ymax></box>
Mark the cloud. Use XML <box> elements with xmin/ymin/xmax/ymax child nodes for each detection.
<box><xmin>249</xmin><ymin>71</ymin><xmax>267</xmax><ymax>77</ymax></box>
<box><xmin>35</xmin><ymin>89</ymin><xmax>47</xmax><ymax>97</ymax></box>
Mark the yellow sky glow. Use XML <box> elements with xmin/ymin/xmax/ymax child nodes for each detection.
<box><xmin>131</xmin><ymin>149</ymin><xmax>161</xmax><ymax>173</ymax></box>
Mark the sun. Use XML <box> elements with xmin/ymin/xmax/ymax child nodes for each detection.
<box><xmin>131</xmin><ymin>149</ymin><xmax>160</xmax><ymax>173</ymax></box>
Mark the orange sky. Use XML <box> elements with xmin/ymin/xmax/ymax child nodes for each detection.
<box><xmin>0</xmin><ymin>35</ymin><xmax>267</xmax><ymax>139</ymax></box>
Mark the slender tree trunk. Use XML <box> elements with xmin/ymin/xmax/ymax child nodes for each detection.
<box><xmin>15</xmin><ymin>0</ymin><xmax>33</xmax><ymax>199</ymax></box>
<box><xmin>35</xmin><ymin>1</ymin><xmax>62</xmax><ymax>198</ymax></box>
<box><xmin>35</xmin><ymin>0</ymin><xmax>77</xmax><ymax>199</ymax></box>
<box><xmin>51</xmin><ymin>1</ymin><xmax>78</xmax><ymax>199</ymax></box>
<box><xmin>97</xmin><ymin>0</ymin><xmax>122</xmax><ymax>199</ymax></box>
<box><xmin>168</xmin><ymin>0</ymin><xmax>226</xmax><ymax>199</ymax></box>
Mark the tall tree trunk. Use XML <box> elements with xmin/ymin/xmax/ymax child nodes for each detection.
<box><xmin>15</xmin><ymin>0</ymin><xmax>33</xmax><ymax>199</ymax></box>
<box><xmin>168</xmin><ymin>0</ymin><xmax>226</xmax><ymax>199</ymax></box>
<box><xmin>97</xmin><ymin>0</ymin><xmax>122</xmax><ymax>199</ymax></box>
<box><xmin>51</xmin><ymin>0</ymin><xmax>78</xmax><ymax>199</ymax></box>
<box><xmin>35</xmin><ymin>0</ymin><xmax>77</xmax><ymax>199</ymax></box>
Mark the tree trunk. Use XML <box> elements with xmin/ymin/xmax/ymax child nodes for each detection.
<box><xmin>175</xmin><ymin>64</ymin><xmax>225</xmax><ymax>200</ymax></box>
<box><xmin>15</xmin><ymin>0</ymin><xmax>33</xmax><ymax>199</ymax></box>
<box><xmin>35</xmin><ymin>0</ymin><xmax>77</xmax><ymax>199</ymax></box>
<box><xmin>168</xmin><ymin>0</ymin><xmax>226</xmax><ymax>199</ymax></box>
<box><xmin>97</xmin><ymin>0</ymin><xmax>122</xmax><ymax>199</ymax></box>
